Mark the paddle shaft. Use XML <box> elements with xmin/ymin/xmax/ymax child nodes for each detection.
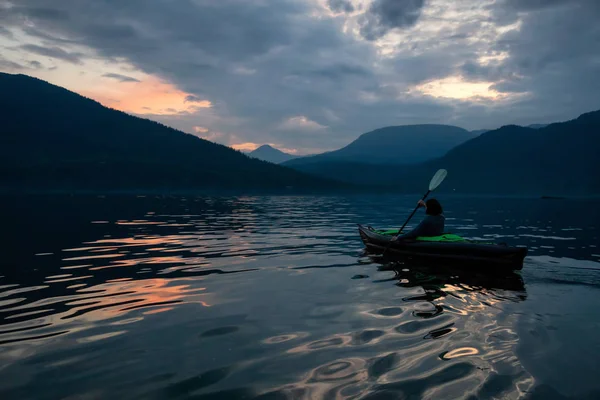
<box><xmin>398</xmin><ymin>190</ymin><xmax>430</xmax><ymax>234</ymax></box>
<box><xmin>382</xmin><ymin>190</ymin><xmax>430</xmax><ymax>255</ymax></box>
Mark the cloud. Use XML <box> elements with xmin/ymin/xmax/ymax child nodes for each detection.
<box><xmin>359</xmin><ymin>0</ymin><xmax>425</xmax><ymax>40</ymax></box>
<box><xmin>0</xmin><ymin>26</ymin><xmax>14</xmax><ymax>38</ymax></box>
<box><xmin>280</xmin><ymin>116</ymin><xmax>327</xmax><ymax>131</ymax></box>
<box><xmin>231</xmin><ymin>142</ymin><xmax>260</xmax><ymax>152</ymax></box>
<box><xmin>28</xmin><ymin>60</ymin><xmax>43</xmax><ymax>69</ymax></box>
<box><xmin>102</xmin><ymin>73</ymin><xmax>141</xmax><ymax>83</ymax></box>
<box><xmin>232</xmin><ymin>66</ymin><xmax>257</xmax><ymax>75</ymax></box>
<box><xmin>502</xmin><ymin>0</ymin><xmax>574</xmax><ymax>11</ymax></box>
<box><xmin>305</xmin><ymin>63</ymin><xmax>371</xmax><ymax>81</ymax></box>
<box><xmin>0</xmin><ymin>57</ymin><xmax>24</xmax><ymax>70</ymax></box>
<box><xmin>81</xmin><ymin>76</ymin><xmax>210</xmax><ymax>115</ymax></box>
<box><xmin>10</xmin><ymin>6</ymin><xmax>70</xmax><ymax>21</ymax></box>
<box><xmin>184</xmin><ymin>95</ymin><xmax>204</xmax><ymax>103</ymax></box>
<box><xmin>195</xmin><ymin>130</ymin><xmax>227</xmax><ymax>142</ymax></box>
<box><xmin>412</xmin><ymin>76</ymin><xmax>508</xmax><ymax>100</ymax></box>
<box><xmin>327</xmin><ymin>0</ymin><xmax>355</xmax><ymax>13</ymax></box>
<box><xmin>193</xmin><ymin>126</ymin><xmax>209</xmax><ymax>133</ymax></box>
<box><xmin>271</xmin><ymin>145</ymin><xmax>299</xmax><ymax>154</ymax></box>
<box><xmin>1</xmin><ymin>0</ymin><xmax>599</xmax><ymax>152</ymax></box>
<box><xmin>484</xmin><ymin>0</ymin><xmax>600</xmax><ymax>118</ymax></box>
<box><xmin>20</xmin><ymin>44</ymin><xmax>83</xmax><ymax>64</ymax></box>
<box><xmin>184</xmin><ymin>96</ymin><xmax>212</xmax><ymax>109</ymax></box>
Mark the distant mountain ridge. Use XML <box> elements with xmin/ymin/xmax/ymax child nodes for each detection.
<box><xmin>433</xmin><ymin>113</ymin><xmax>599</xmax><ymax>194</ymax></box>
<box><xmin>0</xmin><ymin>73</ymin><xmax>346</xmax><ymax>192</ymax></box>
<box><xmin>284</xmin><ymin>124</ymin><xmax>475</xmax><ymax>167</ymax></box>
<box><xmin>248</xmin><ymin>145</ymin><xmax>299</xmax><ymax>164</ymax></box>
<box><xmin>469</xmin><ymin>123</ymin><xmax>546</xmax><ymax>137</ymax></box>
<box><xmin>1</xmin><ymin>72</ymin><xmax>595</xmax><ymax>195</ymax></box>
<box><xmin>526</xmin><ymin>123</ymin><xmax>547</xmax><ymax>129</ymax></box>
<box><xmin>470</xmin><ymin>129</ymin><xmax>489</xmax><ymax>136</ymax></box>
<box><xmin>284</xmin><ymin>111</ymin><xmax>600</xmax><ymax>195</ymax></box>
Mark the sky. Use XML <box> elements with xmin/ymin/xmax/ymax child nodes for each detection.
<box><xmin>1</xmin><ymin>0</ymin><xmax>599</xmax><ymax>155</ymax></box>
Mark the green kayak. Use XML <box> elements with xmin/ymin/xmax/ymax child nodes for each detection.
<box><xmin>358</xmin><ymin>224</ymin><xmax>527</xmax><ymax>270</ymax></box>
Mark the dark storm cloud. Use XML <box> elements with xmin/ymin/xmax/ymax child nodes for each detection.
<box><xmin>102</xmin><ymin>73</ymin><xmax>140</xmax><ymax>83</ymax></box>
<box><xmin>489</xmin><ymin>0</ymin><xmax>600</xmax><ymax>114</ymax></box>
<box><xmin>1</xmin><ymin>0</ymin><xmax>599</xmax><ymax>150</ymax></box>
<box><xmin>503</xmin><ymin>0</ymin><xmax>580</xmax><ymax>11</ymax></box>
<box><xmin>327</xmin><ymin>0</ymin><xmax>355</xmax><ymax>13</ymax></box>
<box><xmin>21</xmin><ymin>27</ymin><xmax>77</xmax><ymax>45</ymax></box>
<box><xmin>459</xmin><ymin>60</ymin><xmax>515</xmax><ymax>83</ymax></box>
<box><xmin>20</xmin><ymin>44</ymin><xmax>83</xmax><ymax>64</ymax></box>
<box><xmin>301</xmin><ymin>63</ymin><xmax>371</xmax><ymax>81</ymax></box>
<box><xmin>11</xmin><ymin>6</ymin><xmax>70</xmax><ymax>21</ymax></box>
<box><xmin>359</xmin><ymin>0</ymin><xmax>425</xmax><ymax>40</ymax></box>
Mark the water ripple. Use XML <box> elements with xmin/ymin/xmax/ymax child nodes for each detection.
<box><xmin>0</xmin><ymin>195</ymin><xmax>599</xmax><ymax>399</ymax></box>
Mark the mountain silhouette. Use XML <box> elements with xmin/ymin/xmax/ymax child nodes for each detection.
<box><xmin>435</xmin><ymin>111</ymin><xmax>600</xmax><ymax>194</ymax></box>
<box><xmin>0</xmin><ymin>73</ymin><xmax>346</xmax><ymax>193</ymax></box>
<box><xmin>470</xmin><ymin>123</ymin><xmax>545</xmax><ymax>137</ymax></box>
<box><xmin>2</xmin><ymin>73</ymin><xmax>596</xmax><ymax>195</ymax></box>
<box><xmin>284</xmin><ymin>111</ymin><xmax>600</xmax><ymax>195</ymax></box>
<box><xmin>248</xmin><ymin>145</ymin><xmax>299</xmax><ymax>164</ymax></box>
<box><xmin>284</xmin><ymin>124</ymin><xmax>475</xmax><ymax>167</ymax></box>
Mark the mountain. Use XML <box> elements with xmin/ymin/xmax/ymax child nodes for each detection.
<box><xmin>248</xmin><ymin>144</ymin><xmax>299</xmax><ymax>164</ymax></box>
<box><xmin>284</xmin><ymin>111</ymin><xmax>600</xmax><ymax>195</ymax></box>
<box><xmin>431</xmin><ymin>112</ymin><xmax>599</xmax><ymax>194</ymax></box>
<box><xmin>470</xmin><ymin>124</ymin><xmax>545</xmax><ymax>136</ymax></box>
<box><xmin>0</xmin><ymin>73</ymin><xmax>346</xmax><ymax>193</ymax></box>
<box><xmin>283</xmin><ymin>125</ymin><xmax>475</xmax><ymax>167</ymax></box>
<box><xmin>470</xmin><ymin>129</ymin><xmax>489</xmax><ymax>135</ymax></box>
<box><xmin>526</xmin><ymin>124</ymin><xmax>547</xmax><ymax>129</ymax></box>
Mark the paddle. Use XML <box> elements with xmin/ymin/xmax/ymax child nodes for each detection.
<box><xmin>383</xmin><ymin>169</ymin><xmax>448</xmax><ymax>255</ymax></box>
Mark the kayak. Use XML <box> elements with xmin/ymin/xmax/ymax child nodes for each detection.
<box><xmin>358</xmin><ymin>224</ymin><xmax>527</xmax><ymax>270</ymax></box>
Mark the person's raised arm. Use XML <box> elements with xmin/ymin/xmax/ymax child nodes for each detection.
<box><xmin>395</xmin><ymin>200</ymin><xmax>429</xmax><ymax>240</ymax></box>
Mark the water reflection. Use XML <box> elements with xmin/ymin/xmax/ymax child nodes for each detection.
<box><xmin>0</xmin><ymin>195</ymin><xmax>599</xmax><ymax>399</ymax></box>
<box><xmin>377</xmin><ymin>260</ymin><xmax>527</xmax><ymax>303</ymax></box>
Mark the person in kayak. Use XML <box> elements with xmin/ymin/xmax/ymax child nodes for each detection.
<box><xmin>395</xmin><ymin>198</ymin><xmax>445</xmax><ymax>241</ymax></box>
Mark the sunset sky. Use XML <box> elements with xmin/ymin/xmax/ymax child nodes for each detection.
<box><xmin>1</xmin><ymin>0</ymin><xmax>598</xmax><ymax>155</ymax></box>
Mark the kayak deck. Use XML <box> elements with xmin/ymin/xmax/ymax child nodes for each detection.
<box><xmin>358</xmin><ymin>224</ymin><xmax>527</xmax><ymax>270</ymax></box>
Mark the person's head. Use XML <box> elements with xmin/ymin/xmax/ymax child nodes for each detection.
<box><xmin>425</xmin><ymin>199</ymin><xmax>443</xmax><ymax>216</ymax></box>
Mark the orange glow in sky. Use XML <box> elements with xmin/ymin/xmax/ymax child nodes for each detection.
<box><xmin>232</xmin><ymin>142</ymin><xmax>261</xmax><ymax>152</ymax></box>
<box><xmin>80</xmin><ymin>76</ymin><xmax>211</xmax><ymax>115</ymax></box>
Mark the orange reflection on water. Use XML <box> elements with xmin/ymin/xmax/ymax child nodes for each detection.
<box><xmin>143</xmin><ymin>307</ymin><xmax>175</xmax><ymax>315</ymax></box>
<box><xmin>84</xmin><ymin>235</ymin><xmax>194</xmax><ymax>248</ymax></box>
<box><xmin>90</xmin><ymin>255</ymin><xmax>190</xmax><ymax>270</ymax></box>
<box><xmin>61</xmin><ymin>278</ymin><xmax>209</xmax><ymax>322</ymax></box>
<box><xmin>440</xmin><ymin>347</ymin><xmax>479</xmax><ymax>360</ymax></box>
<box><xmin>436</xmin><ymin>283</ymin><xmax>511</xmax><ymax>313</ymax></box>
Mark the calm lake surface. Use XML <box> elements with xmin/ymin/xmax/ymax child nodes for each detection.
<box><xmin>1</xmin><ymin>195</ymin><xmax>599</xmax><ymax>399</ymax></box>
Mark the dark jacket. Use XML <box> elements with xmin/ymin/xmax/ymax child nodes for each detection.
<box><xmin>397</xmin><ymin>214</ymin><xmax>445</xmax><ymax>240</ymax></box>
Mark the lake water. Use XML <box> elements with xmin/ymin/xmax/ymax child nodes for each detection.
<box><xmin>1</xmin><ymin>195</ymin><xmax>599</xmax><ymax>399</ymax></box>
